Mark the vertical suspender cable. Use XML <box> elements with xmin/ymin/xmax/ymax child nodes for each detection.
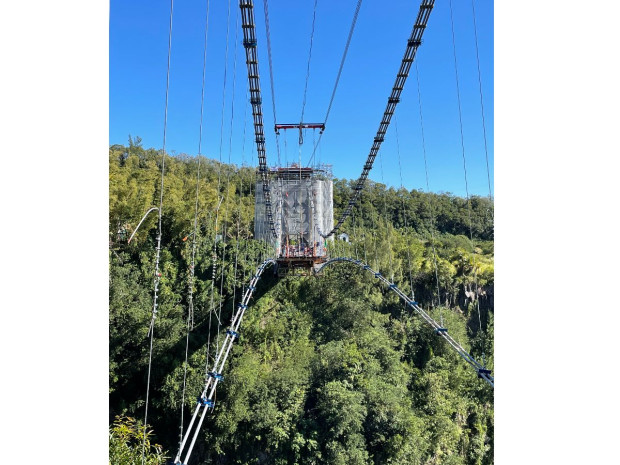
<box><xmin>142</xmin><ymin>1</ymin><xmax>174</xmax><ymax>464</ymax></box>
<box><xmin>213</xmin><ymin>0</ymin><xmax>233</xmax><ymax>362</ymax></box>
<box><xmin>179</xmin><ymin>0</ymin><xmax>211</xmax><ymax>450</ymax></box>
<box><xmin>297</xmin><ymin>0</ymin><xmax>319</xmax><ymax>248</ymax></box>
<box><xmin>394</xmin><ymin>119</ymin><xmax>416</xmax><ymax>301</ymax></box>
<box><xmin>221</xmin><ymin>4</ymin><xmax>241</xmax><ymax>337</ymax></box>
<box><xmin>262</xmin><ymin>0</ymin><xmax>281</xmax><ymax>166</ymax></box>
<box><xmin>306</xmin><ymin>0</ymin><xmax>363</xmax><ymax>167</ymax></box>
<box><xmin>241</xmin><ymin>87</ymin><xmax>250</xmax><ymax>292</ymax></box>
<box><xmin>378</xmin><ymin>149</ymin><xmax>394</xmax><ymax>282</ymax></box>
<box><xmin>414</xmin><ymin>61</ymin><xmax>443</xmax><ymax>312</ymax></box>
<box><xmin>470</xmin><ymin>0</ymin><xmax>493</xmax><ymax>205</ymax></box>
<box><xmin>449</xmin><ymin>0</ymin><xmax>484</xmax><ymax>359</ymax></box>
<box><xmin>300</xmin><ymin>0</ymin><xmax>318</xmax><ymax>126</ymax></box>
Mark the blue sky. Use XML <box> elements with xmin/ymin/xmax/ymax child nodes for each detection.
<box><xmin>110</xmin><ymin>0</ymin><xmax>493</xmax><ymax>197</ymax></box>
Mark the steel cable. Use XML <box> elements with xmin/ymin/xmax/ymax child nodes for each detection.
<box><xmin>394</xmin><ymin>119</ymin><xmax>416</xmax><ymax>301</ymax></box>
<box><xmin>306</xmin><ymin>0</ymin><xmax>363</xmax><ymax>167</ymax></box>
<box><xmin>414</xmin><ymin>61</ymin><xmax>443</xmax><ymax>313</ymax></box>
<box><xmin>470</xmin><ymin>0</ymin><xmax>493</xmax><ymax>205</ymax></box>
<box><xmin>179</xmin><ymin>0</ymin><xmax>211</xmax><ymax>449</ymax></box>
<box><xmin>449</xmin><ymin>0</ymin><xmax>485</xmax><ymax>362</ymax></box>
<box><xmin>316</xmin><ymin>257</ymin><xmax>493</xmax><ymax>387</ymax></box>
<box><xmin>262</xmin><ymin>0</ymin><xmax>282</xmax><ymax>166</ymax></box>
<box><xmin>142</xmin><ymin>1</ymin><xmax>174</xmax><ymax>463</ymax></box>
<box><xmin>300</xmin><ymin>0</ymin><xmax>319</xmax><ymax>125</ymax></box>
<box><xmin>321</xmin><ymin>0</ymin><xmax>435</xmax><ymax>238</ymax></box>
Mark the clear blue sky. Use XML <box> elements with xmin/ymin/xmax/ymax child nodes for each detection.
<box><xmin>110</xmin><ymin>0</ymin><xmax>493</xmax><ymax>197</ymax></box>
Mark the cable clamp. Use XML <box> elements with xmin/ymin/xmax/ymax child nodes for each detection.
<box><xmin>208</xmin><ymin>371</ymin><xmax>224</xmax><ymax>381</ymax></box>
<box><xmin>197</xmin><ymin>396</ymin><xmax>215</xmax><ymax>408</ymax></box>
<box><xmin>434</xmin><ymin>327</ymin><xmax>448</xmax><ymax>334</ymax></box>
<box><xmin>227</xmin><ymin>329</ymin><xmax>240</xmax><ymax>339</ymax></box>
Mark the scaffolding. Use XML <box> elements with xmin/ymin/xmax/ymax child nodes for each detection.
<box><xmin>255</xmin><ymin>164</ymin><xmax>333</xmax><ymax>272</ymax></box>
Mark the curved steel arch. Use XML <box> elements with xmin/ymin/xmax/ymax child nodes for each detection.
<box><xmin>173</xmin><ymin>255</ymin><xmax>492</xmax><ymax>464</ymax></box>
<box><xmin>316</xmin><ymin>257</ymin><xmax>494</xmax><ymax>388</ymax></box>
<box><xmin>174</xmin><ymin>258</ymin><xmax>276</xmax><ymax>465</ymax></box>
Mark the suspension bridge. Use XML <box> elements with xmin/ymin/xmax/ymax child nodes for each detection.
<box><xmin>114</xmin><ymin>1</ymin><xmax>494</xmax><ymax>463</ymax></box>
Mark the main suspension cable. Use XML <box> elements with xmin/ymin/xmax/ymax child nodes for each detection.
<box><xmin>142</xmin><ymin>1</ymin><xmax>174</xmax><ymax>463</ymax></box>
<box><xmin>321</xmin><ymin>0</ymin><xmax>435</xmax><ymax>238</ymax></box>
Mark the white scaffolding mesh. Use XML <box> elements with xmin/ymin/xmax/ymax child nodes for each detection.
<box><xmin>254</xmin><ymin>169</ymin><xmax>333</xmax><ymax>256</ymax></box>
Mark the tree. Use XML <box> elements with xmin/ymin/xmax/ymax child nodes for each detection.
<box><xmin>109</xmin><ymin>416</ymin><xmax>167</xmax><ymax>465</ymax></box>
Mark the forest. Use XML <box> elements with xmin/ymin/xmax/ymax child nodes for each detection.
<box><xmin>109</xmin><ymin>139</ymin><xmax>494</xmax><ymax>465</ymax></box>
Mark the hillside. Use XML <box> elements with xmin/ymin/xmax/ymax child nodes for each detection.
<box><xmin>109</xmin><ymin>141</ymin><xmax>494</xmax><ymax>464</ymax></box>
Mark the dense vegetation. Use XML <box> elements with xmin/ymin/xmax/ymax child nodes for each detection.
<box><xmin>109</xmin><ymin>140</ymin><xmax>494</xmax><ymax>464</ymax></box>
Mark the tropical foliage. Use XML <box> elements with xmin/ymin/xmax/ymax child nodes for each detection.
<box><xmin>109</xmin><ymin>140</ymin><xmax>494</xmax><ymax>464</ymax></box>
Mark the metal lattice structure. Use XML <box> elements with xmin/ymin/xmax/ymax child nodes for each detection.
<box><xmin>322</xmin><ymin>0</ymin><xmax>435</xmax><ymax>238</ymax></box>
<box><xmin>240</xmin><ymin>0</ymin><xmax>277</xmax><ymax>238</ymax></box>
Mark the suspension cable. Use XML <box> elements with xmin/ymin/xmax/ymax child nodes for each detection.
<box><xmin>306</xmin><ymin>0</ymin><xmax>363</xmax><ymax>167</ymax></box>
<box><xmin>414</xmin><ymin>61</ymin><xmax>443</xmax><ymax>312</ymax></box>
<box><xmin>321</xmin><ymin>0</ymin><xmax>435</xmax><ymax>238</ymax></box>
<box><xmin>217</xmin><ymin>1</ymin><xmax>241</xmax><ymax>363</ymax></box>
<box><xmin>241</xmin><ymin>87</ymin><xmax>251</xmax><ymax>293</ymax></box>
<box><xmin>217</xmin><ymin>0</ymin><xmax>233</xmax><ymax>192</ymax></box>
<box><xmin>470</xmin><ymin>0</ymin><xmax>492</xmax><ymax>204</ymax></box>
<box><xmin>179</xmin><ymin>0</ymin><xmax>211</xmax><ymax>449</ymax></box>
<box><xmin>394</xmin><ymin>119</ymin><xmax>416</xmax><ymax>301</ymax></box>
<box><xmin>207</xmin><ymin>0</ymin><xmax>232</xmax><ymax>379</ymax></box>
<box><xmin>142</xmin><ymin>1</ymin><xmax>174</xmax><ymax>463</ymax></box>
<box><xmin>378</xmin><ymin>150</ymin><xmax>394</xmax><ymax>282</ymax></box>
<box><xmin>300</xmin><ymin>0</ymin><xmax>318</xmax><ymax>125</ymax></box>
<box><xmin>262</xmin><ymin>0</ymin><xmax>281</xmax><ymax>166</ymax></box>
<box><xmin>449</xmin><ymin>0</ymin><xmax>485</xmax><ymax>362</ymax></box>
